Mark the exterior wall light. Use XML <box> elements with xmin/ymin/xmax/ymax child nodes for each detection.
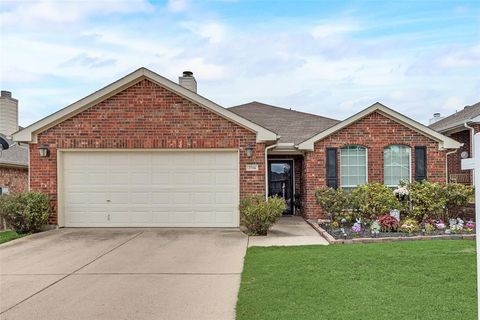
<box><xmin>39</xmin><ymin>145</ymin><xmax>50</xmax><ymax>158</ymax></box>
<box><xmin>245</xmin><ymin>145</ymin><xmax>254</xmax><ymax>157</ymax></box>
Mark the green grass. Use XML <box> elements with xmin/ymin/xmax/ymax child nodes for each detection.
<box><xmin>236</xmin><ymin>241</ymin><xmax>477</xmax><ymax>320</ymax></box>
<box><xmin>0</xmin><ymin>231</ymin><xmax>27</xmax><ymax>244</ymax></box>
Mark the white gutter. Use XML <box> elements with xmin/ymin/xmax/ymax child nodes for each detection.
<box><xmin>445</xmin><ymin>150</ymin><xmax>456</xmax><ymax>183</ymax></box>
<box><xmin>264</xmin><ymin>143</ymin><xmax>278</xmax><ymax>200</ymax></box>
<box><xmin>464</xmin><ymin>122</ymin><xmax>475</xmax><ymax>184</ymax></box>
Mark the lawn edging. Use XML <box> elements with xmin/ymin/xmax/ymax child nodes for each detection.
<box><xmin>306</xmin><ymin>219</ymin><xmax>476</xmax><ymax>244</ymax></box>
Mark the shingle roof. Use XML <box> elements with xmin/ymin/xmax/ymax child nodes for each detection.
<box><xmin>0</xmin><ymin>134</ymin><xmax>28</xmax><ymax>167</ymax></box>
<box><xmin>228</xmin><ymin>101</ymin><xmax>339</xmax><ymax>144</ymax></box>
<box><xmin>429</xmin><ymin>101</ymin><xmax>480</xmax><ymax>132</ymax></box>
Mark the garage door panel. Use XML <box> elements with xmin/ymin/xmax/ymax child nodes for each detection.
<box><xmin>151</xmin><ymin>172</ymin><xmax>172</xmax><ymax>185</ymax></box>
<box><xmin>131</xmin><ymin>172</ymin><xmax>151</xmax><ymax>185</ymax></box>
<box><xmin>193</xmin><ymin>172</ymin><xmax>214</xmax><ymax>185</ymax></box>
<box><xmin>215</xmin><ymin>172</ymin><xmax>236</xmax><ymax>185</ymax></box>
<box><xmin>66</xmin><ymin>209</ymin><xmax>106</xmax><ymax>224</ymax></box>
<box><xmin>215</xmin><ymin>193</ymin><xmax>234</xmax><ymax>204</ymax></box>
<box><xmin>173</xmin><ymin>172</ymin><xmax>191</xmax><ymax>185</ymax></box>
<box><xmin>109</xmin><ymin>192</ymin><xmax>130</xmax><ymax>204</ymax></box>
<box><xmin>63</xmin><ymin>151</ymin><xmax>239</xmax><ymax>227</ymax></box>
<box><xmin>131</xmin><ymin>192</ymin><xmax>151</xmax><ymax>204</ymax></box>
<box><xmin>151</xmin><ymin>192</ymin><xmax>172</xmax><ymax>204</ymax></box>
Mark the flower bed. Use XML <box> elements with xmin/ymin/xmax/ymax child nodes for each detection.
<box><xmin>314</xmin><ymin>181</ymin><xmax>476</xmax><ymax>244</ymax></box>
<box><xmin>307</xmin><ymin>220</ymin><xmax>475</xmax><ymax>244</ymax></box>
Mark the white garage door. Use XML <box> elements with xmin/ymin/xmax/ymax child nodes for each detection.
<box><xmin>61</xmin><ymin>151</ymin><xmax>239</xmax><ymax>227</ymax></box>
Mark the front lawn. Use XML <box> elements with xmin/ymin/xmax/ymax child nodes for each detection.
<box><xmin>0</xmin><ymin>231</ymin><xmax>27</xmax><ymax>244</ymax></box>
<box><xmin>237</xmin><ymin>241</ymin><xmax>476</xmax><ymax>320</ymax></box>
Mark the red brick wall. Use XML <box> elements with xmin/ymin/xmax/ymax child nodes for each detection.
<box><xmin>30</xmin><ymin>79</ymin><xmax>266</xmax><ymax>225</ymax></box>
<box><xmin>302</xmin><ymin>111</ymin><xmax>448</xmax><ymax>219</ymax></box>
<box><xmin>447</xmin><ymin>129</ymin><xmax>471</xmax><ymax>183</ymax></box>
<box><xmin>0</xmin><ymin>166</ymin><xmax>28</xmax><ymax>194</ymax></box>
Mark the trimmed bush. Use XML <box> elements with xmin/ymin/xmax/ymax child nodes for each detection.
<box><xmin>0</xmin><ymin>192</ymin><xmax>50</xmax><ymax>233</ymax></box>
<box><xmin>240</xmin><ymin>195</ymin><xmax>285</xmax><ymax>236</ymax></box>
<box><xmin>315</xmin><ymin>187</ymin><xmax>350</xmax><ymax>222</ymax></box>
<box><xmin>407</xmin><ymin>181</ymin><xmax>445</xmax><ymax>221</ymax></box>
<box><xmin>442</xmin><ymin>183</ymin><xmax>474</xmax><ymax>219</ymax></box>
<box><xmin>350</xmin><ymin>183</ymin><xmax>399</xmax><ymax>222</ymax></box>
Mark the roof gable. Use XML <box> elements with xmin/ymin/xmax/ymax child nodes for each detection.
<box><xmin>297</xmin><ymin>102</ymin><xmax>462</xmax><ymax>150</ymax></box>
<box><xmin>13</xmin><ymin>68</ymin><xmax>278</xmax><ymax>143</ymax></box>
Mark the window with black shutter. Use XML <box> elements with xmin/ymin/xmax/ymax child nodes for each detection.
<box><xmin>326</xmin><ymin>148</ymin><xmax>338</xmax><ymax>188</ymax></box>
<box><xmin>415</xmin><ymin>146</ymin><xmax>427</xmax><ymax>181</ymax></box>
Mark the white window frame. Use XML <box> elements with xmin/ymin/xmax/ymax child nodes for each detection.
<box><xmin>339</xmin><ymin>145</ymin><xmax>368</xmax><ymax>189</ymax></box>
<box><xmin>384</xmin><ymin>145</ymin><xmax>412</xmax><ymax>187</ymax></box>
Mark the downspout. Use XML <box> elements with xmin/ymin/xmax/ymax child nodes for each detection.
<box><xmin>464</xmin><ymin>122</ymin><xmax>475</xmax><ymax>184</ymax></box>
<box><xmin>264</xmin><ymin>143</ymin><xmax>278</xmax><ymax>200</ymax></box>
<box><xmin>445</xmin><ymin>150</ymin><xmax>456</xmax><ymax>183</ymax></box>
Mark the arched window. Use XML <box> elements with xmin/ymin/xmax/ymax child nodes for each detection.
<box><xmin>340</xmin><ymin>146</ymin><xmax>367</xmax><ymax>189</ymax></box>
<box><xmin>384</xmin><ymin>145</ymin><xmax>411</xmax><ymax>186</ymax></box>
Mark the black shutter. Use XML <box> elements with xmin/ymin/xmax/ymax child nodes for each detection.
<box><xmin>415</xmin><ymin>146</ymin><xmax>427</xmax><ymax>181</ymax></box>
<box><xmin>326</xmin><ymin>148</ymin><xmax>338</xmax><ymax>188</ymax></box>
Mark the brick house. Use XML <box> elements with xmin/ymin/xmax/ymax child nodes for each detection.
<box><xmin>0</xmin><ymin>91</ymin><xmax>28</xmax><ymax>196</ymax></box>
<box><xmin>13</xmin><ymin>68</ymin><xmax>460</xmax><ymax>227</ymax></box>
<box><xmin>429</xmin><ymin>101</ymin><xmax>480</xmax><ymax>185</ymax></box>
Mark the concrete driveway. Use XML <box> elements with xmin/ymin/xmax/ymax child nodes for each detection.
<box><xmin>0</xmin><ymin>228</ymin><xmax>247</xmax><ymax>320</ymax></box>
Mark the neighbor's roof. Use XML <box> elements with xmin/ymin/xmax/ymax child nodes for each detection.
<box><xmin>298</xmin><ymin>102</ymin><xmax>462</xmax><ymax>151</ymax></box>
<box><xmin>228</xmin><ymin>101</ymin><xmax>339</xmax><ymax>144</ymax></box>
<box><xmin>0</xmin><ymin>134</ymin><xmax>28</xmax><ymax>168</ymax></box>
<box><xmin>13</xmin><ymin>68</ymin><xmax>278</xmax><ymax>143</ymax></box>
<box><xmin>429</xmin><ymin>101</ymin><xmax>480</xmax><ymax>132</ymax></box>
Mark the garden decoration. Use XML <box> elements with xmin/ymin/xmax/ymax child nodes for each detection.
<box><xmin>370</xmin><ymin>220</ymin><xmax>381</xmax><ymax>237</ymax></box>
<box><xmin>449</xmin><ymin>218</ymin><xmax>464</xmax><ymax>234</ymax></box>
<box><xmin>351</xmin><ymin>219</ymin><xmax>362</xmax><ymax>233</ymax></box>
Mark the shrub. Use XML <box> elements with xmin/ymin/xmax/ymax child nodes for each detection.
<box><xmin>378</xmin><ymin>214</ymin><xmax>399</xmax><ymax>232</ymax></box>
<box><xmin>350</xmin><ymin>183</ymin><xmax>399</xmax><ymax>222</ymax></box>
<box><xmin>240</xmin><ymin>195</ymin><xmax>285</xmax><ymax>235</ymax></box>
<box><xmin>424</xmin><ymin>222</ymin><xmax>436</xmax><ymax>234</ymax></box>
<box><xmin>442</xmin><ymin>183</ymin><xmax>474</xmax><ymax>219</ymax></box>
<box><xmin>0</xmin><ymin>192</ymin><xmax>50</xmax><ymax>233</ymax></box>
<box><xmin>400</xmin><ymin>219</ymin><xmax>419</xmax><ymax>234</ymax></box>
<box><xmin>315</xmin><ymin>187</ymin><xmax>348</xmax><ymax>215</ymax></box>
<box><xmin>407</xmin><ymin>181</ymin><xmax>445</xmax><ymax>221</ymax></box>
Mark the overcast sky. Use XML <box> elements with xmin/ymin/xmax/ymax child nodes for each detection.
<box><xmin>0</xmin><ymin>0</ymin><xmax>479</xmax><ymax>127</ymax></box>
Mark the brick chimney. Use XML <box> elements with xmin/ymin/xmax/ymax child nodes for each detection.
<box><xmin>178</xmin><ymin>71</ymin><xmax>197</xmax><ymax>93</ymax></box>
<box><xmin>0</xmin><ymin>91</ymin><xmax>19</xmax><ymax>136</ymax></box>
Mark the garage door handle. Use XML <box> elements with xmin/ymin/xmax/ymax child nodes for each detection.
<box><xmin>106</xmin><ymin>200</ymin><xmax>111</xmax><ymax>202</ymax></box>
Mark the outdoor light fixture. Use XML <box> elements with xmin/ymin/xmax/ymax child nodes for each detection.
<box><xmin>38</xmin><ymin>145</ymin><xmax>49</xmax><ymax>158</ymax></box>
<box><xmin>245</xmin><ymin>145</ymin><xmax>254</xmax><ymax>157</ymax></box>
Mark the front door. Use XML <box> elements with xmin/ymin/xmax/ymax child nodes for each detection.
<box><xmin>268</xmin><ymin>160</ymin><xmax>294</xmax><ymax>215</ymax></box>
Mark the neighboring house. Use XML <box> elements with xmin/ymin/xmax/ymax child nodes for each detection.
<box><xmin>429</xmin><ymin>101</ymin><xmax>480</xmax><ymax>185</ymax></box>
<box><xmin>13</xmin><ymin>68</ymin><xmax>461</xmax><ymax>227</ymax></box>
<box><xmin>0</xmin><ymin>91</ymin><xmax>28</xmax><ymax>195</ymax></box>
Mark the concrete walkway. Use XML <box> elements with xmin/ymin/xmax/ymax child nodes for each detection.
<box><xmin>0</xmin><ymin>228</ymin><xmax>247</xmax><ymax>320</ymax></box>
<box><xmin>248</xmin><ymin>216</ymin><xmax>329</xmax><ymax>247</ymax></box>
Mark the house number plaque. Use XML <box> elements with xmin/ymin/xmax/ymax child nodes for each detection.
<box><xmin>246</xmin><ymin>164</ymin><xmax>259</xmax><ymax>171</ymax></box>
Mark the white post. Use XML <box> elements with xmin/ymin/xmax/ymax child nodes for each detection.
<box><xmin>474</xmin><ymin>133</ymin><xmax>480</xmax><ymax>320</ymax></box>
